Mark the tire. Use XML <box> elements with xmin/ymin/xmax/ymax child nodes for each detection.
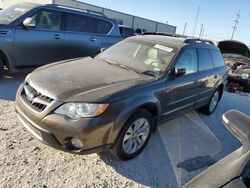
<box><xmin>199</xmin><ymin>89</ymin><xmax>220</xmax><ymax>115</ymax></box>
<box><xmin>245</xmin><ymin>83</ymin><xmax>250</xmax><ymax>93</ymax></box>
<box><xmin>112</xmin><ymin>109</ymin><xmax>154</xmax><ymax>161</ymax></box>
<box><xmin>0</xmin><ymin>58</ymin><xmax>3</xmax><ymax>78</ymax></box>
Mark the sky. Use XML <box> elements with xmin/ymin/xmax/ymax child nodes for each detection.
<box><xmin>80</xmin><ymin>0</ymin><xmax>250</xmax><ymax>44</ymax></box>
<box><xmin>0</xmin><ymin>0</ymin><xmax>249</xmax><ymax>44</ymax></box>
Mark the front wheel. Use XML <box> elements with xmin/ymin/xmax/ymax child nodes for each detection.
<box><xmin>112</xmin><ymin>109</ymin><xmax>154</xmax><ymax>160</ymax></box>
<box><xmin>200</xmin><ymin>90</ymin><xmax>220</xmax><ymax>114</ymax></box>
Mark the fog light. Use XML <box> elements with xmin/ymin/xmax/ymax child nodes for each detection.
<box><xmin>71</xmin><ymin>138</ymin><xmax>83</xmax><ymax>149</ymax></box>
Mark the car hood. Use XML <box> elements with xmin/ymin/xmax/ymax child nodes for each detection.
<box><xmin>28</xmin><ymin>57</ymin><xmax>153</xmax><ymax>102</ymax></box>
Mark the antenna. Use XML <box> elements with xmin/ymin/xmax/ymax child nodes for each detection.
<box><xmin>231</xmin><ymin>10</ymin><xmax>240</xmax><ymax>40</ymax></box>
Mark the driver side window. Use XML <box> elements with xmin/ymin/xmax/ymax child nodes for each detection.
<box><xmin>175</xmin><ymin>48</ymin><xmax>198</xmax><ymax>75</ymax></box>
<box><xmin>30</xmin><ymin>9</ymin><xmax>61</xmax><ymax>31</ymax></box>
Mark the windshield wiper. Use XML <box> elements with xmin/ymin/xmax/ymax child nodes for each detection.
<box><xmin>141</xmin><ymin>70</ymin><xmax>157</xmax><ymax>77</ymax></box>
<box><xmin>103</xmin><ymin>59</ymin><xmax>140</xmax><ymax>74</ymax></box>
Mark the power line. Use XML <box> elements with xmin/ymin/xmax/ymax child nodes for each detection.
<box><xmin>199</xmin><ymin>24</ymin><xmax>204</xmax><ymax>38</ymax></box>
<box><xmin>231</xmin><ymin>10</ymin><xmax>240</xmax><ymax>40</ymax></box>
<box><xmin>183</xmin><ymin>22</ymin><xmax>187</xmax><ymax>35</ymax></box>
<box><xmin>192</xmin><ymin>6</ymin><xmax>200</xmax><ymax>37</ymax></box>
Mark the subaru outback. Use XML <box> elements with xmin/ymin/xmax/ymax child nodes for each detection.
<box><xmin>15</xmin><ymin>34</ymin><xmax>228</xmax><ymax>160</ymax></box>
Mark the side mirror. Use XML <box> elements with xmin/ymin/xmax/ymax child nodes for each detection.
<box><xmin>175</xmin><ymin>68</ymin><xmax>186</xmax><ymax>77</ymax></box>
<box><xmin>22</xmin><ymin>17</ymin><xmax>36</xmax><ymax>28</ymax></box>
<box><xmin>241</xmin><ymin>73</ymin><xmax>249</xmax><ymax>80</ymax></box>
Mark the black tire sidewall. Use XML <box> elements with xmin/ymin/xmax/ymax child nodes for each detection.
<box><xmin>0</xmin><ymin>58</ymin><xmax>3</xmax><ymax>78</ymax></box>
<box><xmin>114</xmin><ymin>109</ymin><xmax>154</xmax><ymax>160</ymax></box>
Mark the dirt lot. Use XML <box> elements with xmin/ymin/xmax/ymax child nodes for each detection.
<box><xmin>0</xmin><ymin>73</ymin><xmax>250</xmax><ymax>188</ymax></box>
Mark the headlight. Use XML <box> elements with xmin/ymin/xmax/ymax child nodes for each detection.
<box><xmin>25</xmin><ymin>73</ymin><xmax>31</xmax><ymax>82</ymax></box>
<box><xmin>54</xmin><ymin>103</ymin><xmax>109</xmax><ymax>119</ymax></box>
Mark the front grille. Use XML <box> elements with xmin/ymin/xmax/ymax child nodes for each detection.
<box><xmin>20</xmin><ymin>82</ymin><xmax>54</xmax><ymax>112</ymax></box>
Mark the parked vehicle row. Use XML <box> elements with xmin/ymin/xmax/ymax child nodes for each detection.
<box><xmin>0</xmin><ymin>3</ymin><xmax>124</xmax><ymax>77</ymax></box>
<box><xmin>15</xmin><ymin>34</ymin><xmax>228</xmax><ymax>160</ymax></box>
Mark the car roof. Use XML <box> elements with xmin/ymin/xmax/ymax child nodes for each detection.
<box><xmin>129</xmin><ymin>34</ymin><xmax>219</xmax><ymax>50</ymax></box>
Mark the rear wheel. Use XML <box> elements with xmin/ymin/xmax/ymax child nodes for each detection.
<box><xmin>112</xmin><ymin>110</ymin><xmax>153</xmax><ymax>160</ymax></box>
<box><xmin>200</xmin><ymin>90</ymin><xmax>220</xmax><ymax>114</ymax></box>
<box><xmin>0</xmin><ymin>58</ymin><xmax>4</xmax><ymax>78</ymax></box>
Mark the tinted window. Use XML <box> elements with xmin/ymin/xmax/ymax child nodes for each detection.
<box><xmin>64</xmin><ymin>13</ymin><xmax>94</xmax><ymax>33</ymax></box>
<box><xmin>120</xmin><ymin>27</ymin><xmax>134</xmax><ymax>38</ymax></box>
<box><xmin>31</xmin><ymin>10</ymin><xmax>61</xmax><ymax>30</ymax></box>
<box><xmin>198</xmin><ymin>49</ymin><xmax>214</xmax><ymax>71</ymax></box>
<box><xmin>95</xmin><ymin>19</ymin><xmax>112</xmax><ymax>34</ymax></box>
<box><xmin>175</xmin><ymin>49</ymin><xmax>198</xmax><ymax>75</ymax></box>
<box><xmin>210</xmin><ymin>50</ymin><xmax>225</xmax><ymax>67</ymax></box>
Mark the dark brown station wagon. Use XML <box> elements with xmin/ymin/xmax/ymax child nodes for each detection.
<box><xmin>15</xmin><ymin>34</ymin><xmax>228</xmax><ymax>160</ymax></box>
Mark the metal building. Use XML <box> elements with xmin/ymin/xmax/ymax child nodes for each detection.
<box><xmin>2</xmin><ymin>0</ymin><xmax>177</xmax><ymax>34</ymax></box>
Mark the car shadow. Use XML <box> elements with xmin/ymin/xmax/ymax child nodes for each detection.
<box><xmin>99</xmin><ymin>130</ymin><xmax>179</xmax><ymax>188</ymax></box>
<box><xmin>0</xmin><ymin>73</ymin><xmax>28</xmax><ymax>101</ymax></box>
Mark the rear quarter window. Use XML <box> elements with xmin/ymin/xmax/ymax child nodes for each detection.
<box><xmin>94</xmin><ymin>18</ymin><xmax>113</xmax><ymax>34</ymax></box>
<box><xmin>197</xmin><ymin>49</ymin><xmax>214</xmax><ymax>71</ymax></box>
<box><xmin>210</xmin><ymin>50</ymin><xmax>225</xmax><ymax>67</ymax></box>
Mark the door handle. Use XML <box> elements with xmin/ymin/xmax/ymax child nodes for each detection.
<box><xmin>53</xmin><ymin>34</ymin><xmax>61</xmax><ymax>40</ymax></box>
<box><xmin>90</xmin><ymin>37</ymin><xmax>96</xmax><ymax>42</ymax></box>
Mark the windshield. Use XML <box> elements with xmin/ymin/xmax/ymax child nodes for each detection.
<box><xmin>97</xmin><ymin>39</ymin><xmax>177</xmax><ymax>76</ymax></box>
<box><xmin>0</xmin><ymin>4</ymin><xmax>34</xmax><ymax>25</ymax></box>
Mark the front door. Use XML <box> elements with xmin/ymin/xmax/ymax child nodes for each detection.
<box><xmin>14</xmin><ymin>9</ymin><xmax>64</xmax><ymax>68</ymax></box>
<box><xmin>162</xmin><ymin>48</ymin><xmax>201</xmax><ymax>120</ymax></box>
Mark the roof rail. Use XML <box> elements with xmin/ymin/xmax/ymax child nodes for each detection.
<box><xmin>184</xmin><ymin>38</ymin><xmax>215</xmax><ymax>45</ymax></box>
<box><xmin>47</xmin><ymin>4</ymin><xmax>107</xmax><ymax>17</ymax></box>
<box><xmin>143</xmin><ymin>32</ymin><xmax>188</xmax><ymax>38</ymax></box>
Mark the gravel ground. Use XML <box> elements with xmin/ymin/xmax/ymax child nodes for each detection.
<box><xmin>0</xmin><ymin>73</ymin><xmax>249</xmax><ymax>188</ymax></box>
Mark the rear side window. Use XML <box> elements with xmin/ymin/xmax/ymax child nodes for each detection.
<box><xmin>210</xmin><ymin>50</ymin><xmax>225</xmax><ymax>67</ymax></box>
<box><xmin>197</xmin><ymin>49</ymin><xmax>214</xmax><ymax>71</ymax></box>
<box><xmin>94</xmin><ymin>18</ymin><xmax>112</xmax><ymax>34</ymax></box>
<box><xmin>64</xmin><ymin>13</ymin><xmax>94</xmax><ymax>33</ymax></box>
<box><xmin>64</xmin><ymin>13</ymin><xmax>112</xmax><ymax>34</ymax></box>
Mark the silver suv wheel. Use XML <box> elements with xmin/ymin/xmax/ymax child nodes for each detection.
<box><xmin>122</xmin><ymin>118</ymin><xmax>150</xmax><ymax>154</ymax></box>
<box><xmin>209</xmin><ymin>91</ymin><xmax>219</xmax><ymax>112</ymax></box>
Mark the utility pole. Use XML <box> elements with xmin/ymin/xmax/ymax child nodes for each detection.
<box><xmin>183</xmin><ymin>22</ymin><xmax>187</xmax><ymax>35</ymax></box>
<box><xmin>231</xmin><ymin>10</ymin><xmax>240</xmax><ymax>40</ymax></box>
<box><xmin>199</xmin><ymin>24</ymin><xmax>204</xmax><ymax>38</ymax></box>
<box><xmin>192</xmin><ymin>6</ymin><xmax>200</xmax><ymax>37</ymax></box>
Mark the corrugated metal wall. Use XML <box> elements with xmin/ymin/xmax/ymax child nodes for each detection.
<box><xmin>55</xmin><ymin>0</ymin><xmax>176</xmax><ymax>33</ymax></box>
<box><xmin>3</xmin><ymin>0</ymin><xmax>177</xmax><ymax>34</ymax></box>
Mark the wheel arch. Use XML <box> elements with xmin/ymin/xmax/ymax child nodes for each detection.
<box><xmin>217</xmin><ymin>84</ymin><xmax>224</xmax><ymax>101</ymax></box>
<box><xmin>109</xmin><ymin>96</ymin><xmax>161</xmax><ymax>147</ymax></box>
<box><xmin>0</xmin><ymin>49</ymin><xmax>11</xmax><ymax>71</ymax></box>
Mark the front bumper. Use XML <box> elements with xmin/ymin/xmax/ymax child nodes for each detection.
<box><xmin>15</xmin><ymin>84</ymin><xmax>115</xmax><ymax>154</ymax></box>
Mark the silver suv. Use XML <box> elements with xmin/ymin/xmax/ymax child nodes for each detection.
<box><xmin>0</xmin><ymin>3</ymin><xmax>122</xmax><ymax>77</ymax></box>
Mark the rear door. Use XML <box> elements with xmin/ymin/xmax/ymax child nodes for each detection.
<box><xmin>62</xmin><ymin>13</ymin><xmax>113</xmax><ymax>59</ymax></box>
<box><xmin>14</xmin><ymin>9</ymin><xmax>64</xmax><ymax>68</ymax></box>
<box><xmin>162</xmin><ymin>48</ymin><xmax>201</xmax><ymax>119</ymax></box>
<box><xmin>196</xmin><ymin>48</ymin><xmax>216</xmax><ymax>107</ymax></box>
